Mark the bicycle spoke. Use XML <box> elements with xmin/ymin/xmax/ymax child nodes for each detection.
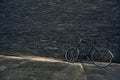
<box><xmin>65</xmin><ymin>47</ymin><xmax>79</xmax><ymax>62</ymax></box>
<box><xmin>92</xmin><ymin>49</ymin><xmax>113</xmax><ymax>67</ymax></box>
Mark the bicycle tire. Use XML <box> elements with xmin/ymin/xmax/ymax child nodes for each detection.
<box><xmin>91</xmin><ymin>48</ymin><xmax>113</xmax><ymax>68</ymax></box>
<box><xmin>65</xmin><ymin>47</ymin><xmax>79</xmax><ymax>62</ymax></box>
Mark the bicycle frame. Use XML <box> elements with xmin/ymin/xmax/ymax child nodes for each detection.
<box><xmin>76</xmin><ymin>39</ymin><xmax>97</xmax><ymax>58</ymax></box>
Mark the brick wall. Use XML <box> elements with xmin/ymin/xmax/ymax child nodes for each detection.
<box><xmin>0</xmin><ymin>0</ymin><xmax>120</xmax><ymax>62</ymax></box>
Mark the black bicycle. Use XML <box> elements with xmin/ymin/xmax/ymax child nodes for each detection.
<box><xmin>65</xmin><ymin>39</ymin><xmax>114</xmax><ymax>68</ymax></box>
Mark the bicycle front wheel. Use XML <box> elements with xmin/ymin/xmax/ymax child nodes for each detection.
<box><xmin>91</xmin><ymin>48</ymin><xmax>113</xmax><ymax>68</ymax></box>
<box><xmin>65</xmin><ymin>47</ymin><xmax>79</xmax><ymax>62</ymax></box>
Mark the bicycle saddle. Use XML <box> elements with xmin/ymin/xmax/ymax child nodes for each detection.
<box><xmin>78</xmin><ymin>39</ymin><xmax>87</xmax><ymax>44</ymax></box>
<box><xmin>79</xmin><ymin>39</ymin><xmax>96</xmax><ymax>44</ymax></box>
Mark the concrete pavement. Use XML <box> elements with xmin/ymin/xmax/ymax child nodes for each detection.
<box><xmin>0</xmin><ymin>55</ymin><xmax>120</xmax><ymax>80</ymax></box>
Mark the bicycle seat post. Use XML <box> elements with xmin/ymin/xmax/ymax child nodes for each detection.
<box><xmin>79</xmin><ymin>39</ymin><xmax>82</xmax><ymax>43</ymax></box>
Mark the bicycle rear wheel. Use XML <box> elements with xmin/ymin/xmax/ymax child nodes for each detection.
<box><xmin>91</xmin><ymin>48</ymin><xmax>113</xmax><ymax>68</ymax></box>
<box><xmin>65</xmin><ymin>47</ymin><xmax>79</xmax><ymax>62</ymax></box>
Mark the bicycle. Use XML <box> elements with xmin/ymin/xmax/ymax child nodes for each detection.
<box><xmin>65</xmin><ymin>39</ymin><xmax>114</xmax><ymax>68</ymax></box>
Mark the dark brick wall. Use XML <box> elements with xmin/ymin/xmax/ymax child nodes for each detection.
<box><xmin>0</xmin><ymin>0</ymin><xmax>120</xmax><ymax>62</ymax></box>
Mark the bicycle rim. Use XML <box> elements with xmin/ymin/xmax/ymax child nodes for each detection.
<box><xmin>65</xmin><ymin>47</ymin><xmax>79</xmax><ymax>62</ymax></box>
<box><xmin>91</xmin><ymin>49</ymin><xmax>113</xmax><ymax>68</ymax></box>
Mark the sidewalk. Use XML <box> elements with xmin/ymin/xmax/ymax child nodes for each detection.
<box><xmin>0</xmin><ymin>55</ymin><xmax>86</xmax><ymax>80</ymax></box>
<box><xmin>0</xmin><ymin>55</ymin><xmax>120</xmax><ymax>80</ymax></box>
